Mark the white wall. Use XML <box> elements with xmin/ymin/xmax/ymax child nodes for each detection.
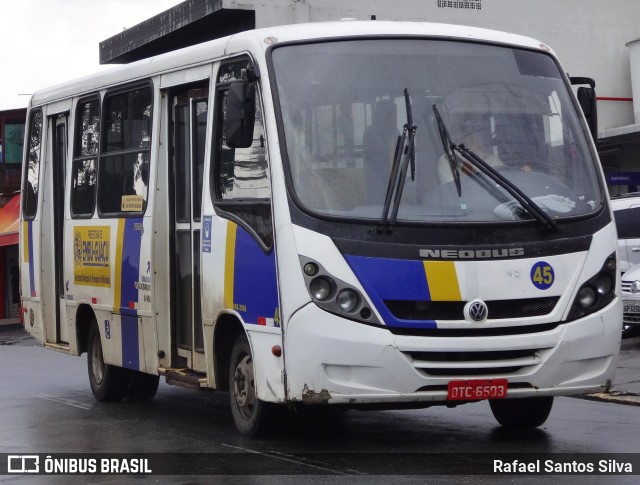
<box><xmin>228</xmin><ymin>0</ymin><xmax>640</xmax><ymax>132</ymax></box>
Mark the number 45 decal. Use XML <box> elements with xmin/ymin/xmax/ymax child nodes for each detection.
<box><xmin>531</xmin><ymin>261</ymin><xmax>555</xmax><ymax>290</ymax></box>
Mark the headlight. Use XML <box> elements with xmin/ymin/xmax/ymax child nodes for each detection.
<box><xmin>577</xmin><ymin>286</ymin><xmax>597</xmax><ymax>308</ymax></box>
<box><xmin>310</xmin><ymin>277</ymin><xmax>333</xmax><ymax>300</ymax></box>
<box><xmin>337</xmin><ymin>289</ymin><xmax>359</xmax><ymax>313</ymax></box>
<box><xmin>567</xmin><ymin>253</ymin><xmax>617</xmax><ymax>321</ymax></box>
<box><xmin>595</xmin><ymin>274</ymin><xmax>613</xmax><ymax>295</ymax></box>
<box><xmin>299</xmin><ymin>256</ymin><xmax>379</xmax><ymax>325</ymax></box>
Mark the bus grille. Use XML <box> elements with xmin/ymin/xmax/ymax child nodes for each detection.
<box><xmin>621</xmin><ymin>280</ymin><xmax>637</xmax><ymax>293</ymax></box>
<box><xmin>385</xmin><ymin>297</ymin><xmax>559</xmax><ymax>321</ymax></box>
<box><xmin>403</xmin><ymin>349</ymin><xmax>547</xmax><ymax>377</ymax></box>
<box><xmin>623</xmin><ymin>312</ymin><xmax>640</xmax><ymax>324</ymax></box>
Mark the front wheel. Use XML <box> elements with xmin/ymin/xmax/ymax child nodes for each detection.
<box><xmin>489</xmin><ymin>396</ymin><xmax>554</xmax><ymax>428</ymax></box>
<box><xmin>87</xmin><ymin>319</ymin><xmax>132</xmax><ymax>402</ymax></box>
<box><xmin>228</xmin><ymin>334</ymin><xmax>278</xmax><ymax>437</ymax></box>
<box><xmin>127</xmin><ymin>371</ymin><xmax>160</xmax><ymax>401</ymax></box>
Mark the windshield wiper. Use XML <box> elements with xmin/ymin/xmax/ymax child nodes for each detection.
<box><xmin>432</xmin><ymin>105</ymin><xmax>557</xmax><ymax>231</ymax></box>
<box><xmin>380</xmin><ymin>88</ymin><xmax>417</xmax><ymax>233</ymax></box>
<box><xmin>433</xmin><ymin>105</ymin><xmax>462</xmax><ymax>197</ymax></box>
<box><xmin>456</xmin><ymin>145</ymin><xmax>557</xmax><ymax>230</ymax></box>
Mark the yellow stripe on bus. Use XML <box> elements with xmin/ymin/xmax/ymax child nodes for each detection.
<box><xmin>424</xmin><ymin>261</ymin><xmax>462</xmax><ymax>301</ymax></box>
<box><xmin>23</xmin><ymin>221</ymin><xmax>29</xmax><ymax>262</ymax></box>
<box><xmin>113</xmin><ymin>219</ymin><xmax>126</xmax><ymax>311</ymax></box>
<box><xmin>224</xmin><ymin>222</ymin><xmax>237</xmax><ymax>310</ymax></box>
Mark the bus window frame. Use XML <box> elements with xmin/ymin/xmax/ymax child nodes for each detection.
<box><xmin>96</xmin><ymin>80</ymin><xmax>154</xmax><ymax>219</ymax></box>
<box><xmin>190</xmin><ymin>92</ymin><xmax>209</xmax><ymax>223</ymax></box>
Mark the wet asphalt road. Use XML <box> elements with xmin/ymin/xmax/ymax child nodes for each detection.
<box><xmin>2</xmin><ymin>329</ymin><xmax>640</xmax><ymax>484</ymax></box>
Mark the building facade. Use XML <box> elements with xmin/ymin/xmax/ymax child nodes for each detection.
<box><xmin>99</xmin><ymin>0</ymin><xmax>640</xmax><ymax>195</ymax></box>
<box><xmin>0</xmin><ymin>108</ymin><xmax>25</xmax><ymax>323</ymax></box>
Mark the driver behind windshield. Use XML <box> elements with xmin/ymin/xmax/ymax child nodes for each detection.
<box><xmin>437</xmin><ymin>114</ymin><xmax>505</xmax><ymax>184</ymax></box>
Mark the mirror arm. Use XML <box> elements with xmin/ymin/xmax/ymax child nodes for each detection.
<box><xmin>569</xmin><ymin>76</ymin><xmax>596</xmax><ymax>88</ymax></box>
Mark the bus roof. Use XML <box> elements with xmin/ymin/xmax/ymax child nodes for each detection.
<box><xmin>30</xmin><ymin>20</ymin><xmax>549</xmax><ymax>107</ymax></box>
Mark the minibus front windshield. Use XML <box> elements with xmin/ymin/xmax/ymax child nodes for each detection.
<box><xmin>271</xmin><ymin>39</ymin><xmax>603</xmax><ymax>224</ymax></box>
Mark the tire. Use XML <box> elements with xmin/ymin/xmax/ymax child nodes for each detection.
<box><xmin>489</xmin><ymin>396</ymin><xmax>554</xmax><ymax>429</ymax></box>
<box><xmin>228</xmin><ymin>333</ymin><xmax>278</xmax><ymax>437</ymax></box>
<box><xmin>87</xmin><ymin>319</ymin><xmax>132</xmax><ymax>402</ymax></box>
<box><xmin>127</xmin><ymin>371</ymin><xmax>160</xmax><ymax>401</ymax></box>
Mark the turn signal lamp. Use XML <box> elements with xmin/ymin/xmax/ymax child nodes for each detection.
<box><xmin>304</xmin><ymin>262</ymin><xmax>318</xmax><ymax>276</ymax></box>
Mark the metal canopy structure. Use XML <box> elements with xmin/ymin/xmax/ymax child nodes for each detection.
<box><xmin>99</xmin><ymin>0</ymin><xmax>255</xmax><ymax>64</ymax></box>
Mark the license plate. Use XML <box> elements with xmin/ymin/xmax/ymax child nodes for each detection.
<box><xmin>623</xmin><ymin>301</ymin><xmax>640</xmax><ymax>314</ymax></box>
<box><xmin>447</xmin><ymin>379</ymin><xmax>508</xmax><ymax>401</ymax></box>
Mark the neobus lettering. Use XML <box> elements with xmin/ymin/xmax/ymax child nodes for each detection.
<box><xmin>419</xmin><ymin>248</ymin><xmax>525</xmax><ymax>259</ymax></box>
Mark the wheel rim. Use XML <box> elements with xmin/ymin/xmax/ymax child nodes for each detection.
<box><xmin>232</xmin><ymin>352</ymin><xmax>256</xmax><ymax>421</ymax></box>
<box><xmin>91</xmin><ymin>331</ymin><xmax>105</xmax><ymax>385</ymax></box>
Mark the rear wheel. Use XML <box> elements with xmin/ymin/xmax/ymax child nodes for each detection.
<box><xmin>87</xmin><ymin>319</ymin><xmax>131</xmax><ymax>402</ymax></box>
<box><xmin>489</xmin><ymin>396</ymin><xmax>554</xmax><ymax>428</ymax></box>
<box><xmin>229</xmin><ymin>333</ymin><xmax>278</xmax><ymax>437</ymax></box>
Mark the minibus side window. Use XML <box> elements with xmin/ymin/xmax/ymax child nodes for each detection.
<box><xmin>71</xmin><ymin>97</ymin><xmax>100</xmax><ymax>217</ymax></box>
<box><xmin>213</xmin><ymin>60</ymin><xmax>272</xmax><ymax>249</ymax></box>
<box><xmin>98</xmin><ymin>86</ymin><xmax>152</xmax><ymax>216</ymax></box>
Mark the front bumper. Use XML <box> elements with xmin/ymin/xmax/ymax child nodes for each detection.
<box><xmin>282</xmin><ymin>299</ymin><xmax>622</xmax><ymax>404</ymax></box>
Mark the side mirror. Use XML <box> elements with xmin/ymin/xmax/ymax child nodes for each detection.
<box><xmin>577</xmin><ymin>87</ymin><xmax>598</xmax><ymax>140</ymax></box>
<box><xmin>570</xmin><ymin>77</ymin><xmax>598</xmax><ymax>140</ymax></box>
<box><xmin>225</xmin><ymin>82</ymin><xmax>256</xmax><ymax>148</ymax></box>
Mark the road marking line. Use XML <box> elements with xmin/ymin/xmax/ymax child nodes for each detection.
<box><xmin>221</xmin><ymin>443</ymin><xmax>361</xmax><ymax>475</ymax></box>
<box><xmin>38</xmin><ymin>396</ymin><xmax>92</xmax><ymax>410</ymax></box>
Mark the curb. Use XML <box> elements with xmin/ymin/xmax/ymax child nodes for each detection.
<box><xmin>0</xmin><ymin>323</ymin><xmax>25</xmax><ymax>333</ymax></box>
<box><xmin>578</xmin><ymin>391</ymin><xmax>640</xmax><ymax>407</ymax></box>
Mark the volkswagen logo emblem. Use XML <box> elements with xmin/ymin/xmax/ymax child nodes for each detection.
<box><xmin>464</xmin><ymin>299</ymin><xmax>488</xmax><ymax>322</ymax></box>
<box><xmin>632</xmin><ymin>281</ymin><xmax>640</xmax><ymax>294</ymax></box>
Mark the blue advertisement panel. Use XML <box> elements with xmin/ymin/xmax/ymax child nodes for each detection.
<box><xmin>607</xmin><ymin>172</ymin><xmax>640</xmax><ymax>185</ymax></box>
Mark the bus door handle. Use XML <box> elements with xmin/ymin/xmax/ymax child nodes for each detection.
<box><xmin>632</xmin><ymin>247</ymin><xmax>640</xmax><ymax>252</ymax></box>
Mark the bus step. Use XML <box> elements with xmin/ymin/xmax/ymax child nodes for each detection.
<box><xmin>44</xmin><ymin>342</ymin><xmax>72</xmax><ymax>354</ymax></box>
<box><xmin>159</xmin><ymin>367</ymin><xmax>209</xmax><ymax>391</ymax></box>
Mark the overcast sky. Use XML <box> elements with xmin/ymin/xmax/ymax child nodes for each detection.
<box><xmin>0</xmin><ymin>0</ymin><xmax>184</xmax><ymax>110</ymax></box>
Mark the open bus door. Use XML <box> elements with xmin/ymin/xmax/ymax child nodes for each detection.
<box><xmin>168</xmin><ymin>84</ymin><xmax>209</xmax><ymax>372</ymax></box>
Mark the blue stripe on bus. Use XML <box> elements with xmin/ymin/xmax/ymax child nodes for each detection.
<box><xmin>120</xmin><ymin>218</ymin><xmax>142</xmax><ymax>316</ymax></box>
<box><xmin>232</xmin><ymin>227</ymin><xmax>278</xmax><ymax>325</ymax></box>
<box><xmin>344</xmin><ymin>254</ymin><xmax>437</xmax><ymax>329</ymax></box>
<box><xmin>121</xmin><ymin>314</ymin><xmax>139</xmax><ymax>371</ymax></box>
<box><xmin>28</xmin><ymin>221</ymin><xmax>35</xmax><ymax>296</ymax></box>
<box><xmin>120</xmin><ymin>218</ymin><xmax>142</xmax><ymax>370</ymax></box>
